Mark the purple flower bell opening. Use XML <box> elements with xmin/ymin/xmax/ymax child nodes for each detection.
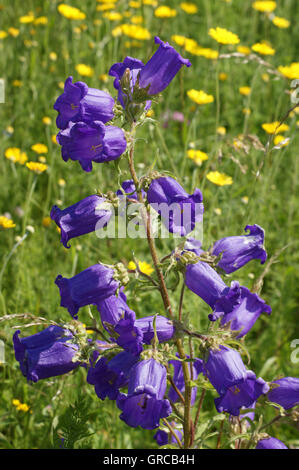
<box><xmin>114</xmin><ymin>310</ymin><xmax>144</xmax><ymax>356</ymax></box>
<box><xmin>54</xmin><ymin>76</ymin><xmax>115</xmax><ymax>130</ymax></box>
<box><xmin>203</xmin><ymin>345</ymin><xmax>269</xmax><ymax>416</ymax></box>
<box><xmin>168</xmin><ymin>356</ymin><xmax>203</xmax><ymax>405</ymax></box>
<box><xmin>256</xmin><ymin>437</ymin><xmax>288</xmax><ymax>449</ymax></box>
<box><xmin>139</xmin><ymin>37</ymin><xmax>191</xmax><ymax>95</ymax></box>
<box><xmin>212</xmin><ymin>224</ymin><xmax>267</xmax><ymax>274</ymax></box>
<box><xmin>55</xmin><ymin>264</ymin><xmax>120</xmax><ymax>318</ymax></box>
<box><xmin>13</xmin><ymin>326</ymin><xmax>80</xmax><ymax>382</ymax></box>
<box><xmin>147</xmin><ymin>176</ymin><xmax>204</xmax><ymax>236</ymax></box>
<box><xmin>117</xmin><ymin>358</ymin><xmax>172</xmax><ymax>429</ymax></box>
<box><xmin>57</xmin><ymin>121</ymin><xmax>127</xmax><ymax>172</ymax></box>
<box><xmin>267</xmin><ymin>377</ymin><xmax>299</xmax><ymax>410</ymax></box>
<box><xmin>50</xmin><ymin>195</ymin><xmax>112</xmax><ymax>248</ymax></box>
<box><xmin>154</xmin><ymin>422</ymin><xmax>183</xmax><ymax>446</ymax></box>
<box><xmin>97</xmin><ymin>288</ymin><xmax>133</xmax><ymax>328</ymax></box>
<box><xmin>134</xmin><ymin>315</ymin><xmax>175</xmax><ymax>344</ymax></box>
<box><xmin>87</xmin><ymin>351</ymin><xmax>139</xmax><ymax>401</ymax></box>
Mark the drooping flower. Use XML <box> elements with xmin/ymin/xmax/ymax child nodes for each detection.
<box><xmin>147</xmin><ymin>176</ymin><xmax>204</xmax><ymax>236</ymax></box>
<box><xmin>168</xmin><ymin>356</ymin><xmax>203</xmax><ymax>405</ymax></box>
<box><xmin>256</xmin><ymin>437</ymin><xmax>288</xmax><ymax>449</ymax></box>
<box><xmin>116</xmin><ymin>179</ymin><xmax>145</xmax><ymax>202</ymax></box>
<box><xmin>203</xmin><ymin>345</ymin><xmax>270</xmax><ymax>416</ymax></box>
<box><xmin>138</xmin><ymin>36</ymin><xmax>191</xmax><ymax>96</ymax></box>
<box><xmin>211</xmin><ymin>224</ymin><xmax>267</xmax><ymax>274</ymax></box>
<box><xmin>113</xmin><ymin>309</ymin><xmax>144</xmax><ymax>356</ymax></box>
<box><xmin>56</xmin><ymin>121</ymin><xmax>127</xmax><ymax>172</ymax></box>
<box><xmin>53</xmin><ymin>76</ymin><xmax>115</xmax><ymax>129</ymax></box>
<box><xmin>109</xmin><ymin>56</ymin><xmax>146</xmax><ymax>108</ymax></box>
<box><xmin>117</xmin><ymin>358</ymin><xmax>172</xmax><ymax>429</ymax></box>
<box><xmin>87</xmin><ymin>351</ymin><xmax>139</xmax><ymax>400</ymax></box>
<box><xmin>267</xmin><ymin>377</ymin><xmax>299</xmax><ymax>410</ymax></box>
<box><xmin>97</xmin><ymin>288</ymin><xmax>132</xmax><ymax>328</ymax></box>
<box><xmin>134</xmin><ymin>315</ymin><xmax>175</xmax><ymax>344</ymax></box>
<box><xmin>50</xmin><ymin>194</ymin><xmax>112</xmax><ymax>248</ymax></box>
<box><xmin>13</xmin><ymin>326</ymin><xmax>81</xmax><ymax>382</ymax></box>
<box><xmin>55</xmin><ymin>264</ymin><xmax>120</xmax><ymax>318</ymax></box>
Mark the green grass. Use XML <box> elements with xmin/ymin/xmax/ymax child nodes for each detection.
<box><xmin>0</xmin><ymin>0</ymin><xmax>299</xmax><ymax>449</ymax></box>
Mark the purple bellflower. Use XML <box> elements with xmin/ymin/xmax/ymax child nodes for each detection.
<box><xmin>117</xmin><ymin>358</ymin><xmax>172</xmax><ymax>429</ymax></box>
<box><xmin>168</xmin><ymin>356</ymin><xmax>203</xmax><ymax>405</ymax></box>
<box><xmin>212</xmin><ymin>224</ymin><xmax>267</xmax><ymax>274</ymax></box>
<box><xmin>50</xmin><ymin>195</ymin><xmax>112</xmax><ymax>248</ymax></box>
<box><xmin>154</xmin><ymin>421</ymin><xmax>183</xmax><ymax>446</ymax></box>
<box><xmin>13</xmin><ymin>326</ymin><xmax>80</xmax><ymax>382</ymax></box>
<box><xmin>203</xmin><ymin>345</ymin><xmax>269</xmax><ymax>416</ymax></box>
<box><xmin>147</xmin><ymin>176</ymin><xmax>204</xmax><ymax>236</ymax></box>
<box><xmin>56</xmin><ymin>121</ymin><xmax>127</xmax><ymax>172</ymax></box>
<box><xmin>256</xmin><ymin>437</ymin><xmax>288</xmax><ymax>449</ymax></box>
<box><xmin>87</xmin><ymin>351</ymin><xmax>139</xmax><ymax>400</ymax></box>
<box><xmin>139</xmin><ymin>37</ymin><xmax>191</xmax><ymax>95</ymax></box>
<box><xmin>134</xmin><ymin>315</ymin><xmax>175</xmax><ymax>345</ymax></box>
<box><xmin>267</xmin><ymin>377</ymin><xmax>299</xmax><ymax>410</ymax></box>
<box><xmin>55</xmin><ymin>264</ymin><xmax>120</xmax><ymax>318</ymax></box>
<box><xmin>53</xmin><ymin>76</ymin><xmax>115</xmax><ymax>130</ymax></box>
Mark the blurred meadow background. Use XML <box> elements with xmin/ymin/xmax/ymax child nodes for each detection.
<box><xmin>0</xmin><ymin>0</ymin><xmax>299</xmax><ymax>449</ymax></box>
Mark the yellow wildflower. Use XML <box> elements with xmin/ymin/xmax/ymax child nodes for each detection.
<box><xmin>146</xmin><ymin>109</ymin><xmax>154</xmax><ymax>117</ymax></box>
<box><xmin>49</xmin><ymin>52</ymin><xmax>57</xmax><ymax>61</ymax></box>
<box><xmin>5</xmin><ymin>147</ymin><xmax>28</xmax><ymax>164</ymax></box>
<box><xmin>31</xmin><ymin>143</ymin><xmax>48</xmax><ymax>154</ymax></box>
<box><xmin>99</xmin><ymin>73</ymin><xmax>109</xmax><ymax>82</ymax></box>
<box><xmin>0</xmin><ymin>216</ymin><xmax>16</xmax><ymax>229</ymax></box>
<box><xmin>217</xmin><ymin>126</ymin><xmax>226</xmax><ymax>135</ymax></box>
<box><xmin>17</xmin><ymin>403</ymin><xmax>30</xmax><ymax>412</ymax></box>
<box><xmin>187</xmin><ymin>45</ymin><xmax>219</xmax><ymax>59</ymax></box>
<box><xmin>97</xmin><ymin>0</ymin><xmax>117</xmax><ymax>3</ymax></box>
<box><xmin>38</xmin><ymin>156</ymin><xmax>47</xmax><ymax>163</ymax></box>
<box><xmin>75</xmin><ymin>64</ymin><xmax>94</xmax><ymax>77</ymax></box>
<box><xmin>129</xmin><ymin>1</ymin><xmax>141</xmax><ymax>7</ymax></box>
<box><xmin>272</xmin><ymin>16</ymin><xmax>290</xmax><ymax>28</ymax></box>
<box><xmin>42</xmin><ymin>116</ymin><xmax>51</xmax><ymax>125</ymax></box>
<box><xmin>242</xmin><ymin>108</ymin><xmax>251</xmax><ymax>115</ymax></box>
<box><xmin>12</xmin><ymin>80</ymin><xmax>22</xmax><ymax>87</ymax></box>
<box><xmin>34</xmin><ymin>16</ymin><xmax>48</xmax><ymax>25</ymax></box>
<box><xmin>154</xmin><ymin>6</ymin><xmax>177</xmax><ymax>18</ymax></box>
<box><xmin>96</xmin><ymin>4</ymin><xmax>116</xmax><ymax>11</ymax></box>
<box><xmin>103</xmin><ymin>11</ymin><xmax>123</xmax><ymax>21</ymax></box>
<box><xmin>131</xmin><ymin>15</ymin><xmax>144</xmax><ymax>24</ymax></box>
<box><xmin>252</xmin><ymin>1</ymin><xmax>276</xmax><ymax>13</ymax></box>
<box><xmin>128</xmin><ymin>261</ymin><xmax>154</xmax><ymax>276</ymax></box>
<box><xmin>8</xmin><ymin>27</ymin><xmax>19</xmax><ymax>37</ymax></box>
<box><xmin>261</xmin><ymin>121</ymin><xmax>289</xmax><ymax>134</ymax></box>
<box><xmin>207</xmin><ymin>171</ymin><xmax>233</xmax><ymax>186</ymax></box>
<box><xmin>208</xmin><ymin>27</ymin><xmax>240</xmax><ymax>45</ymax></box>
<box><xmin>251</xmin><ymin>42</ymin><xmax>275</xmax><ymax>55</ymax></box>
<box><xmin>214</xmin><ymin>208</ymin><xmax>222</xmax><ymax>216</ymax></box>
<box><xmin>19</xmin><ymin>14</ymin><xmax>35</xmax><ymax>24</ymax></box>
<box><xmin>187</xmin><ymin>89</ymin><xmax>214</xmax><ymax>105</ymax></box>
<box><xmin>112</xmin><ymin>25</ymin><xmax>123</xmax><ymax>37</ymax></box>
<box><xmin>241</xmin><ymin>196</ymin><xmax>249</xmax><ymax>204</ymax></box>
<box><xmin>278</xmin><ymin>62</ymin><xmax>299</xmax><ymax>80</ymax></box>
<box><xmin>120</xmin><ymin>24</ymin><xmax>151</xmax><ymax>40</ymax></box>
<box><xmin>180</xmin><ymin>2</ymin><xmax>198</xmax><ymax>14</ymax></box>
<box><xmin>57</xmin><ymin>4</ymin><xmax>86</xmax><ymax>20</ymax></box>
<box><xmin>26</xmin><ymin>162</ymin><xmax>48</xmax><ymax>174</ymax></box>
<box><xmin>237</xmin><ymin>45</ymin><xmax>251</xmax><ymax>55</ymax></box>
<box><xmin>12</xmin><ymin>399</ymin><xmax>21</xmax><ymax>406</ymax></box>
<box><xmin>273</xmin><ymin>135</ymin><xmax>289</xmax><ymax>147</ymax></box>
<box><xmin>6</xmin><ymin>126</ymin><xmax>14</xmax><ymax>135</ymax></box>
<box><xmin>187</xmin><ymin>149</ymin><xmax>208</xmax><ymax>165</ymax></box>
<box><xmin>51</xmin><ymin>134</ymin><xmax>58</xmax><ymax>144</ymax></box>
<box><xmin>42</xmin><ymin>216</ymin><xmax>52</xmax><ymax>227</ymax></box>
<box><xmin>239</xmin><ymin>86</ymin><xmax>251</xmax><ymax>96</ymax></box>
<box><xmin>0</xmin><ymin>31</ymin><xmax>8</xmax><ymax>39</ymax></box>
<box><xmin>219</xmin><ymin>72</ymin><xmax>228</xmax><ymax>81</ymax></box>
<box><xmin>143</xmin><ymin>0</ymin><xmax>157</xmax><ymax>5</ymax></box>
<box><xmin>262</xmin><ymin>73</ymin><xmax>270</xmax><ymax>82</ymax></box>
<box><xmin>58</xmin><ymin>178</ymin><xmax>66</xmax><ymax>187</ymax></box>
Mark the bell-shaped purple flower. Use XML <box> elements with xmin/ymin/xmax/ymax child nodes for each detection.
<box><xmin>267</xmin><ymin>377</ymin><xmax>299</xmax><ymax>410</ymax></box>
<box><xmin>117</xmin><ymin>358</ymin><xmax>172</xmax><ymax>429</ymax></box>
<box><xmin>147</xmin><ymin>176</ymin><xmax>204</xmax><ymax>236</ymax></box>
<box><xmin>139</xmin><ymin>36</ymin><xmax>191</xmax><ymax>95</ymax></box>
<box><xmin>57</xmin><ymin>121</ymin><xmax>127</xmax><ymax>172</ymax></box>
<box><xmin>116</xmin><ymin>179</ymin><xmax>146</xmax><ymax>202</ymax></box>
<box><xmin>109</xmin><ymin>56</ymin><xmax>151</xmax><ymax>109</ymax></box>
<box><xmin>168</xmin><ymin>356</ymin><xmax>203</xmax><ymax>405</ymax></box>
<box><xmin>53</xmin><ymin>76</ymin><xmax>115</xmax><ymax>130</ymax></box>
<box><xmin>256</xmin><ymin>437</ymin><xmax>288</xmax><ymax>449</ymax></box>
<box><xmin>55</xmin><ymin>264</ymin><xmax>120</xmax><ymax>318</ymax></box>
<box><xmin>212</xmin><ymin>225</ymin><xmax>267</xmax><ymax>274</ymax></box>
<box><xmin>134</xmin><ymin>315</ymin><xmax>175</xmax><ymax>344</ymax></box>
<box><xmin>87</xmin><ymin>351</ymin><xmax>139</xmax><ymax>400</ymax></box>
<box><xmin>114</xmin><ymin>310</ymin><xmax>144</xmax><ymax>356</ymax></box>
<box><xmin>50</xmin><ymin>195</ymin><xmax>112</xmax><ymax>249</ymax></box>
<box><xmin>154</xmin><ymin>421</ymin><xmax>183</xmax><ymax>446</ymax></box>
<box><xmin>13</xmin><ymin>326</ymin><xmax>80</xmax><ymax>383</ymax></box>
<box><xmin>97</xmin><ymin>288</ymin><xmax>132</xmax><ymax>328</ymax></box>
<box><xmin>203</xmin><ymin>345</ymin><xmax>269</xmax><ymax>416</ymax></box>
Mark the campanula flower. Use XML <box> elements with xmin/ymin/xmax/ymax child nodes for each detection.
<box><xmin>54</xmin><ymin>76</ymin><xmax>115</xmax><ymax>129</ymax></box>
<box><xmin>56</xmin><ymin>121</ymin><xmax>127</xmax><ymax>172</ymax></box>
<box><xmin>50</xmin><ymin>195</ymin><xmax>112</xmax><ymax>248</ymax></box>
<box><xmin>117</xmin><ymin>358</ymin><xmax>172</xmax><ymax>429</ymax></box>
<box><xmin>13</xmin><ymin>326</ymin><xmax>80</xmax><ymax>382</ymax></box>
<box><xmin>211</xmin><ymin>225</ymin><xmax>267</xmax><ymax>274</ymax></box>
<box><xmin>114</xmin><ymin>310</ymin><xmax>144</xmax><ymax>356</ymax></box>
<box><xmin>256</xmin><ymin>437</ymin><xmax>288</xmax><ymax>449</ymax></box>
<box><xmin>97</xmin><ymin>288</ymin><xmax>133</xmax><ymax>328</ymax></box>
<box><xmin>87</xmin><ymin>351</ymin><xmax>139</xmax><ymax>400</ymax></box>
<box><xmin>267</xmin><ymin>377</ymin><xmax>299</xmax><ymax>409</ymax></box>
<box><xmin>154</xmin><ymin>421</ymin><xmax>183</xmax><ymax>446</ymax></box>
<box><xmin>134</xmin><ymin>315</ymin><xmax>175</xmax><ymax>344</ymax></box>
<box><xmin>55</xmin><ymin>264</ymin><xmax>120</xmax><ymax>318</ymax></box>
<box><xmin>203</xmin><ymin>345</ymin><xmax>269</xmax><ymax>416</ymax></box>
<box><xmin>168</xmin><ymin>356</ymin><xmax>203</xmax><ymax>405</ymax></box>
<box><xmin>147</xmin><ymin>176</ymin><xmax>203</xmax><ymax>235</ymax></box>
<box><xmin>138</xmin><ymin>36</ymin><xmax>191</xmax><ymax>95</ymax></box>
